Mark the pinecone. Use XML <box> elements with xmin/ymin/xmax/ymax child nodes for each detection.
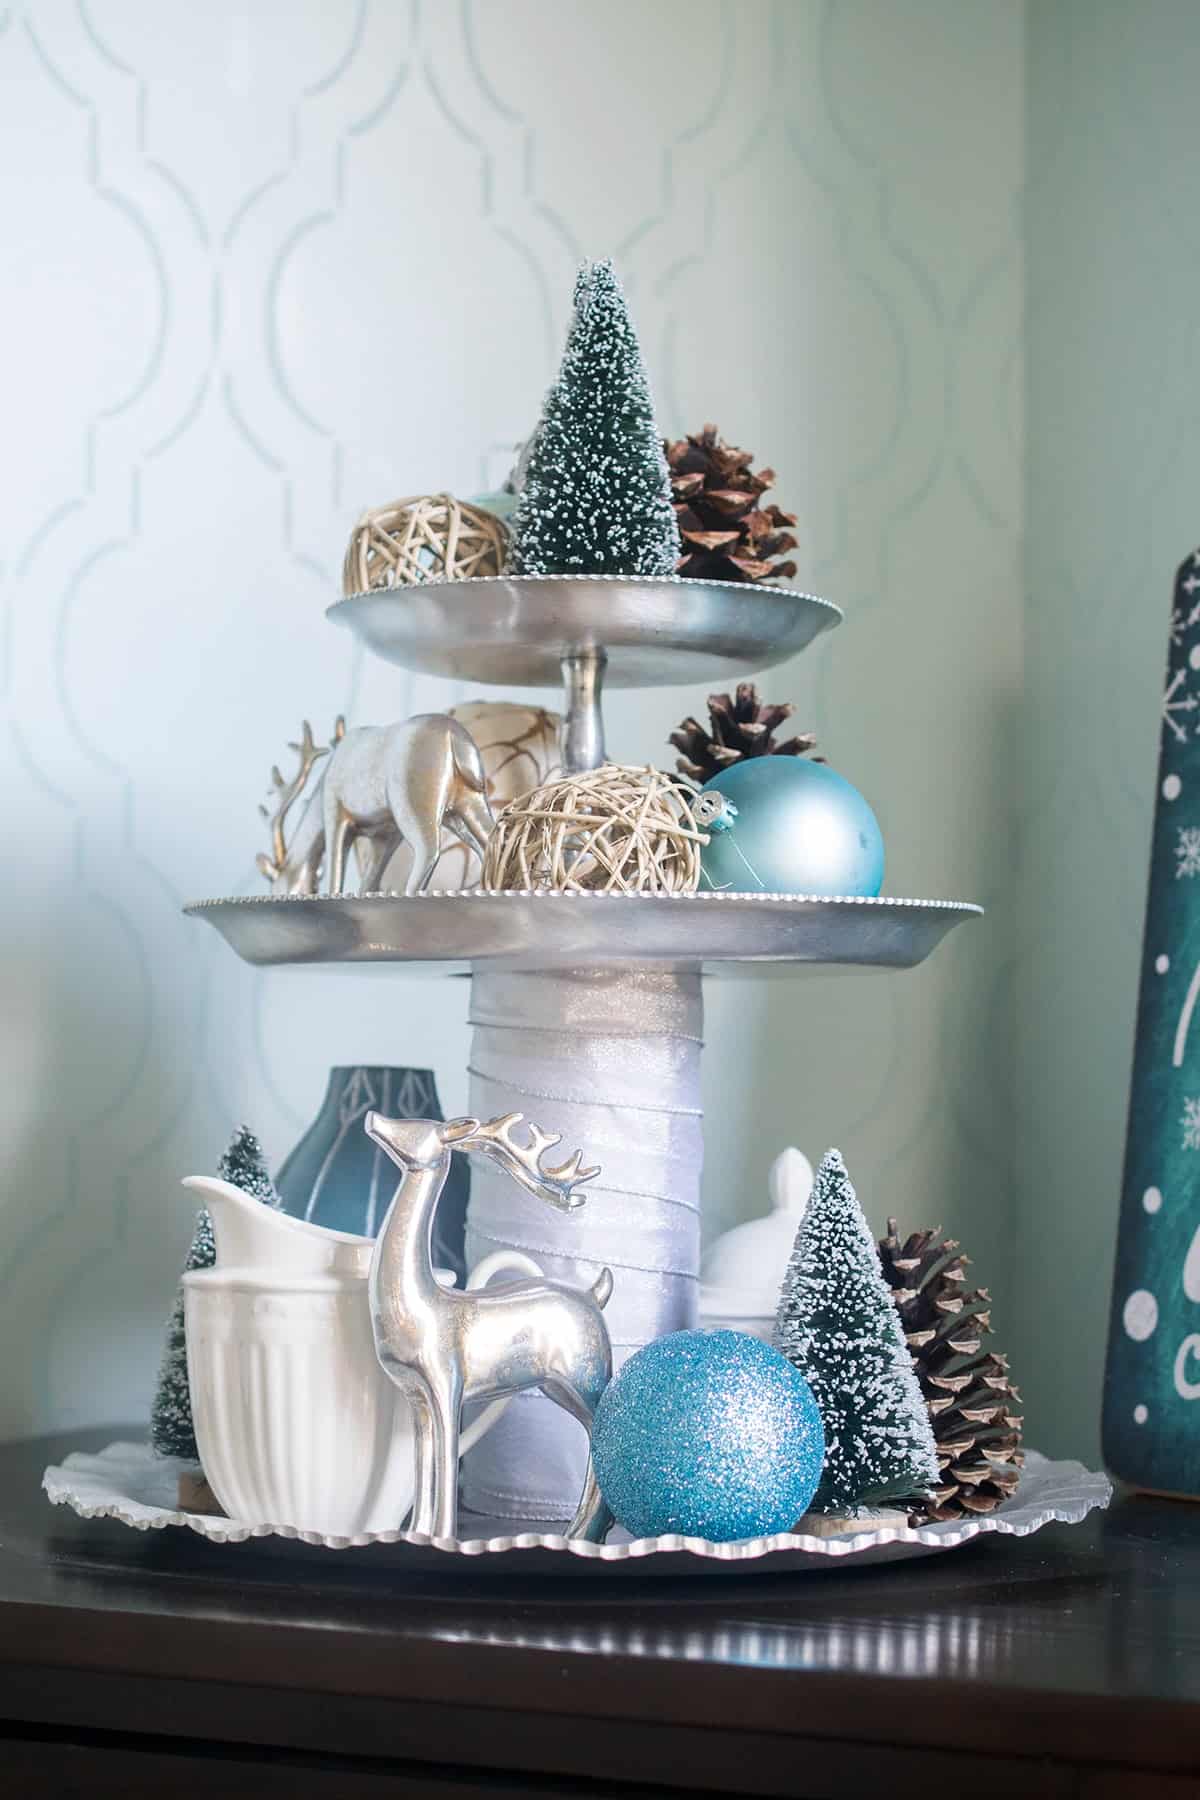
<box><xmin>665</xmin><ymin>424</ymin><xmax>799</xmax><ymax>582</ymax></box>
<box><xmin>877</xmin><ymin>1221</ymin><xmax>1024</xmax><ymax>1523</ymax></box>
<box><xmin>670</xmin><ymin>682</ymin><xmax>817</xmax><ymax>784</ymax></box>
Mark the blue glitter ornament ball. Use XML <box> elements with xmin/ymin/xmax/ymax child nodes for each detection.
<box><xmin>697</xmin><ymin>756</ymin><xmax>884</xmax><ymax>896</ymax></box>
<box><xmin>591</xmin><ymin>1329</ymin><xmax>825</xmax><ymax>1542</ymax></box>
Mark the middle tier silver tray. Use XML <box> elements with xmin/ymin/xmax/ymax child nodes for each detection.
<box><xmin>185</xmin><ymin>890</ymin><xmax>982</xmax><ymax>975</ymax></box>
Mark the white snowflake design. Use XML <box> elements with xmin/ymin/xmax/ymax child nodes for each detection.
<box><xmin>1163</xmin><ymin>668</ymin><xmax>1200</xmax><ymax>744</ymax></box>
<box><xmin>1177</xmin><ymin>826</ymin><xmax>1200</xmax><ymax>879</ymax></box>
<box><xmin>1172</xmin><ymin>595</ymin><xmax>1200</xmax><ymax>646</ymax></box>
<box><xmin>1183</xmin><ymin>1097</ymin><xmax>1200</xmax><ymax>1152</ymax></box>
<box><xmin>1170</xmin><ymin>553</ymin><xmax>1200</xmax><ymax>645</ymax></box>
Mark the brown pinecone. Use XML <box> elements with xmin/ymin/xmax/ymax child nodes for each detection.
<box><xmin>665</xmin><ymin>424</ymin><xmax>799</xmax><ymax>583</ymax></box>
<box><xmin>670</xmin><ymin>682</ymin><xmax>817</xmax><ymax>783</ymax></box>
<box><xmin>877</xmin><ymin>1220</ymin><xmax>1024</xmax><ymax>1524</ymax></box>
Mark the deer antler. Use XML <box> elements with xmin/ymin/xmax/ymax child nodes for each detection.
<box><xmin>256</xmin><ymin>719</ymin><xmax>340</xmax><ymax>883</ymax></box>
<box><xmin>443</xmin><ymin>1112</ymin><xmax>599</xmax><ymax>1211</ymax></box>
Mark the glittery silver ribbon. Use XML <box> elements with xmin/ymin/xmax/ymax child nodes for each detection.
<box><xmin>461</xmin><ymin>967</ymin><xmax>703</xmax><ymax>1520</ymax></box>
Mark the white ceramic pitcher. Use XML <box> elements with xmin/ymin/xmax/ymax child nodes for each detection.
<box><xmin>180</xmin><ymin>1175</ymin><xmax>538</xmax><ymax>1538</ymax></box>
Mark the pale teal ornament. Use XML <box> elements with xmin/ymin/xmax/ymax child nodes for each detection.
<box><xmin>468</xmin><ymin>489</ymin><xmax>519</xmax><ymax>524</ymax></box>
<box><xmin>697</xmin><ymin>757</ymin><xmax>884</xmax><ymax>896</ymax></box>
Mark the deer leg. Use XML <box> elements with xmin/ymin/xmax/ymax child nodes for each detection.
<box><xmin>402</xmin><ymin>1376</ymin><xmax>437</xmax><ymax>1537</ymax></box>
<box><xmin>566</xmin><ymin>1458</ymin><xmax>613</xmax><ymax>1545</ymax></box>
<box><xmin>423</xmin><ymin>1364</ymin><xmax>463</xmax><ymax>1539</ymax></box>
<box><xmin>353</xmin><ymin>830</ymin><xmax>395</xmax><ymax>895</ymax></box>
<box><xmin>542</xmin><ymin>1379</ymin><xmax>614</xmax><ymax>1544</ymax></box>
<box><xmin>322</xmin><ymin>778</ymin><xmax>355</xmax><ymax>897</ymax></box>
<box><xmin>328</xmin><ymin>816</ymin><xmax>354</xmax><ymax>895</ymax></box>
<box><xmin>299</xmin><ymin>830</ymin><xmax>325</xmax><ymax>896</ymax></box>
<box><xmin>449</xmin><ymin>787</ymin><xmax>495</xmax><ymax>863</ymax></box>
<box><xmin>390</xmin><ymin>805</ymin><xmax>442</xmax><ymax>896</ymax></box>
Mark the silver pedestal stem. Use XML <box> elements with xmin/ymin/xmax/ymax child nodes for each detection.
<box><xmin>560</xmin><ymin>649</ymin><xmax>607</xmax><ymax>772</ymax></box>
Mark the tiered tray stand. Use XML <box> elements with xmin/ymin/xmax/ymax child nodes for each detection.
<box><xmin>184</xmin><ymin>572</ymin><xmax>986</xmax><ymax>1558</ymax></box>
<box><xmin>191</xmin><ymin>574</ymin><xmax>980</xmax><ymax>975</ymax></box>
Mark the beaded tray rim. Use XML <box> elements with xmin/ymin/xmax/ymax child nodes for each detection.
<box><xmin>185</xmin><ymin>890</ymin><xmax>984</xmax><ymax>913</ymax></box>
<box><xmin>331</xmin><ymin>569</ymin><xmax>844</xmax><ymax>619</ymax></box>
<box><xmin>182</xmin><ymin>890</ymin><xmax>983</xmax><ymax>976</ymax></box>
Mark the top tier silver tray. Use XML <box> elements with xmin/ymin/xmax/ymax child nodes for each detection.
<box><xmin>184</xmin><ymin>890</ymin><xmax>981</xmax><ymax>975</ymax></box>
<box><xmin>328</xmin><ymin>574</ymin><xmax>840</xmax><ymax>688</ymax></box>
<box><xmin>330</xmin><ymin>574</ymin><xmax>841</xmax><ymax>770</ymax></box>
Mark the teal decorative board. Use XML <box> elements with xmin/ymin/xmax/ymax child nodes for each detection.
<box><xmin>1104</xmin><ymin>549</ymin><xmax>1200</xmax><ymax>1493</ymax></box>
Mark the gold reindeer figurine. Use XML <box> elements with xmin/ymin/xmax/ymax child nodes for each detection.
<box><xmin>257</xmin><ymin>713</ymin><xmax>494</xmax><ymax>897</ymax></box>
<box><xmin>366</xmin><ymin>1110</ymin><xmax>614</xmax><ymax>1543</ymax></box>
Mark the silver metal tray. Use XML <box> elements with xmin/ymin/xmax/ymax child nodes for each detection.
<box><xmin>44</xmin><ymin>1444</ymin><xmax>1110</xmax><ymax>1577</ymax></box>
<box><xmin>328</xmin><ymin>574</ymin><xmax>840</xmax><ymax>688</ymax></box>
<box><xmin>184</xmin><ymin>890</ymin><xmax>982</xmax><ymax>975</ymax></box>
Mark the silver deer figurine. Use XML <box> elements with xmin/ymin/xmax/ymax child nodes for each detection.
<box><xmin>366</xmin><ymin>1110</ymin><xmax>614</xmax><ymax>1543</ymax></box>
<box><xmin>259</xmin><ymin>713</ymin><xmax>494</xmax><ymax>897</ymax></box>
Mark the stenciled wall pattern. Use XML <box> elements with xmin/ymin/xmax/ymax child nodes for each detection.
<box><xmin>0</xmin><ymin>0</ymin><xmax>1023</xmax><ymax>1441</ymax></box>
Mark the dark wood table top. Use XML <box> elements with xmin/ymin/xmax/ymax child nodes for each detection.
<box><xmin>2</xmin><ymin>1429</ymin><xmax>1199</xmax><ymax>1798</ymax></box>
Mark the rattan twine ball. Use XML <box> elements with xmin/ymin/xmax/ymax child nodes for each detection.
<box><xmin>342</xmin><ymin>494</ymin><xmax>509</xmax><ymax>594</ymax></box>
<box><xmin>481</xmin><ymin>764</ymin><xmax>707</xmax><ymax>895</ymax></box>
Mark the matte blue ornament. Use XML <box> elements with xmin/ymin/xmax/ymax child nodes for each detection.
<box><xmin>591</xmin><ymin>1328</ymin><xmax>825</xmax><ymax>1542</ymax></box>
<box><xmin>697</xmin><ymin>757</ymin><xmax>884</xmax><ymax>897</ymax></box>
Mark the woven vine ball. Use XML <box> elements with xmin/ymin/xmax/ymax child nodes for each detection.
<box><xmin>384</xmin><ymin>701</ymin><xmax>562</xmax><ymax>892</ymax></box>
<box><xmin>341</xmin><ymin>494</ymin><xmax>509</xmax><ymax>594</ymax></box>
<box><xmin>481</xmin><ymin>764</ymin><xmax>707</xmax><ymax>895</ymax></box>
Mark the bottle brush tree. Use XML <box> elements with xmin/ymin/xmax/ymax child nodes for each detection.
<box><xmin>775</xmin><ymin>1148</ymin><xmax>939</xmax><ymax>1513</ymax></box>
<box><xmin>150</xmin><ymin>1125</ymin><xmax>281</xmax><ymax>1462</ymax></box>
<box><xmin>510</xmin><ymin>259</ymin><xmax>680</xmax><ymax>578</ymax></box>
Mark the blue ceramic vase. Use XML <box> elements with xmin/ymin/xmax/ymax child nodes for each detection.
<box><xmin>274</xmin><ymin>1067</ymin><xmax>470</xmax><ymax>1279</ymax></box>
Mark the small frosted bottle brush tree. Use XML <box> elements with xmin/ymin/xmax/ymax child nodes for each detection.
<box><xmin>510</xmin><ymin>260</ymin><xmax>681</xmax><ymax>577</ymax></box>
<box><xmin>150</xmin><ymin>1125</ymin><xmax>281</xmax><ymax>1462</ymax></box>
<box><xmin>775</xmin><ymin>1149</ymin><xmax>938</xmax><ymax>1513</ymax></box>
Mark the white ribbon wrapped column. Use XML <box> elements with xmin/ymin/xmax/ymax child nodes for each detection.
<box><xmin>461</xmin><ymin>967</ymin><xmax>703</xmax><ymax>1521</ymax></box>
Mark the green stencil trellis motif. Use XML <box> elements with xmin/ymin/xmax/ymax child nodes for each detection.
<box><xmin>1105</xmin><ymin>548</ymin><xmax>1200</xmax><ymax>1492</ymax></box>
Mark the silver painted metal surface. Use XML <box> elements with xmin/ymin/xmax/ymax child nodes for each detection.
<box><xmin>327</xmin><ymin>574</ymin><xmax>841</xmax><ymax>688</ymax></box>
<box><xmin>44</xmin><ymin>1445</ymin><xmax>1111</xmax><ymax>1575</ymax></box>
<box><xmin>263</xmin><ymin>713</ymin><xmax>495</xmax><ymax>898</ymax></box>
<box><xmin>560</xmin><ymin>647</ymin><xmax>607</xmax><ymax>771</ymax></box>
<box><xmin>366</xmin><ymin>1111</ymin><xmax>613</xmax><ymax>1542</ymax></box>
<box><xmin>184</xmin><ymin>890</ymin><xmax>982</xmax><ymax>975</ymax></box>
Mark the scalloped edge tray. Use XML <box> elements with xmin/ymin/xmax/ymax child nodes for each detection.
<box><xmin>44</xmin><ymin>1444</ymin><xmax>1110</xmax><ymax>1577</ymax></box>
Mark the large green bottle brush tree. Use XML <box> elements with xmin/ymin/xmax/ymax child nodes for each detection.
<box><xmin>775</xmin><ymin>1148</ymin><xmax>939</xmax><ymax>1514</ymax></box>
<box><xmin>510</xmin><ymin>260</ymin><xmax>680</xmax><ymax>578</ymax></box>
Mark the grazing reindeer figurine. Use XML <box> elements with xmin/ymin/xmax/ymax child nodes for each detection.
<box><xmin>257</xmin><ymin>717</ymin><xmax>344</xmax><ymax>895</ymax></box>
<box><xmin>366</xmin><ymin>1110</ymin><xmax>614</xmax><ymax>1542</ymax></box>
<box><xmin>257</xmin><ymin>713</ymin><xmax>494</xmax><ymax>897</ymax></box>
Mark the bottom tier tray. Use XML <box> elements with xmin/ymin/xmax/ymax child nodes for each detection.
<box><xmin>44</xmin><ymin>1444</ymin><xmax>1109</xmax><ymax>1579</ymax></box>
<box><xmin>184</xmin><ymin>891</ymin><xmax>982</xmax><ymax>974</ymax></box>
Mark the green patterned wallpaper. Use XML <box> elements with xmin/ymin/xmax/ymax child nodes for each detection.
<box><xmin>1023</xmin><ymin>0</ymin><xmax>1200</xmax><ymax>1461</ymax></box>
<box><xmin>0</xmin><ymin>2</ymin><xmax>1023</xmax><ymax>1440</ymax></box>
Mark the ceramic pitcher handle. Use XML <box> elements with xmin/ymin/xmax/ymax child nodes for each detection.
<box><xmin>458</xmin><ymin>1250</ymin><xmax>544</xmax><ymax>1455</ymax></box>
